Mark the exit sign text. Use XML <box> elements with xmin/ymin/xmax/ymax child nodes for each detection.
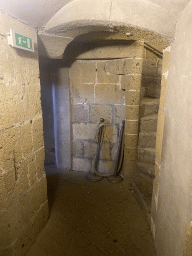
<box><xmin>8</xmin><ymin>29</ymin><xmax>34</xmax><ymax>52</ymax></box>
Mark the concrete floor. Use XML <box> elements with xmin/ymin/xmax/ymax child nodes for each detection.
<box><xmin>27</xmin><ymin>169</ymin><xmax>156</xmax><ymax>256</ymax></box>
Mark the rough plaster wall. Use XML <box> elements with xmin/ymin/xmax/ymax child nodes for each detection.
<box><xmin>0</xmin><ymin>11</ymin><xmax>48</xmax><ymax>256</ymax></box>
<box><xmin>154</xmin><ymin>1</ymin><xmax>192</xmax><ymax>255</ymax></box>
<box><xmin>69</xmin><ymin>41</ymin><xmax>144</xmax><ymax>177</ymax></box>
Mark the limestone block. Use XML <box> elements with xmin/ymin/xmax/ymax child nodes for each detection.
<box><xmin>138</xmin><ymin>132</ymin><xmax>156</xmax><ymax>148</ymax></box>
<box><xmin>71</xmin><ymin>83</ymin><xmax>94</xmax><ymax>104</ymax></box>
<box><xmin>115</xmin><ymin>105</ymin><xmax>126</xmax><ymax>124</ymax></box>
<box><xmin>23</xmin><ymin>83</ymin><xmax>42</xmax><ymax>121</ymax></box>
<box><xmin>159</xmin><ymin>75</ymin><xmax>167</xmax><ymax>110</ymax></box>
<box><xmin>28</xmin><ymin>155</ymin><xmax>37</xmax><ymax>187</ymax></box>
<box><xmin>73</xmin><ymin>123</ymin><xmax>96</xmax><ymax>140</ymax></box>
<box><xmin>90</xmin><ymin>105</ymin><xmax>112</xmax><ymax>123</ymax></box>
<box><xmin>124</xmin><ymin>147</ymin><xmax>137</xmax><ymax>161</ymax></box>
<box><xmin>125</xmin><ymin>90</ymin><xmax>140</xmax><ymax>105</ymax></box>
<box><xmin>137</xmin><ymin>148</ymin><xmax>156</xmax><ymax>164</ymax></box>
<box><xmin>70</xmin><ymin>61</ymin><xmax>96</xmax><ymax>84</ymax></box>
<box><xmin>32</xmin><ymin>118</ymin><xmax>44</xmax><ymax>151</ymax></box>
<box><xmin>19</xmin><ymin>175</ymin><xmax>47</xmax><ymax>222</ymax></box>
<box><xmin>72</xmin><ymin>104</ymin><xmax>88</xmax><ymax>123</ymax></box>
<box><xmin>106</xmin><ymin>59</ymin><xmax>143</xmax><ymax>75</ymax></box>
<box><xmin>139</xmin><ymin>98</ymin><xmax>159</xmax><ymax>117</ymax></box>
<box><xmin>72</xmin><ymin>158</ymin><xmax>91</xmax><ymax>172</ymax></box>
<box><xmin>21</xmin><ymin>122</ymin><xmax>33</xmax><ymax>157</ymax></box>
<box><xmin>84</xmin><ymin>141</ymin><xmax>97</xmax><ymax>158</ymax></box>
<box><xmin>142</xmin><ymin>77</ymin><xmax>161</xmax><ymax>98</ymax></box>
<box><xmin>0</xmin><ymin>168</ymin><xmax>15</xmax><ymax>201</ymax></box>
<box><xmin>0</xmin><ymin>127</ymin><xmax>22</xmax><ymax>170</ymax></box>
<box><xmin>140</xmin><ymin>114</ymin><xmax>158</xmax><ymax>132</ymax></box>
<box><xmin>35</xmin><ymin>147</ymin><xmax>45</xmax><ymax>179</ymax></box>
<box><xmin>155</xmin><ymin>109</ymin><xmax>165</xmax><ymax>164</ymax></box>
<box><xmin>142</xmin><ymin>60</ymin><xmax>157</xmax><ymax>77</ymax></box>
<box><xmin>126</xmin><ymin>105</ymin><xmax>139</xmax><ymax>120</ymax></box>
<box><xmin>121</xmin><ymin>75</ymin><xmax>142</xmax><ymax>90</ymax></box>
<box><xmin>162</xmin><ymin>50</ymin><xmax>170</xmax><ymax>73</ymax></box>
<box><xmin>0</xmin><ymin>84</ymin><xmax>25</xmax><ymax>129</ymax></box>
<box><xmin>73</xmin><ymin>140</ymin><xmax>84</xmax><ymax>157</ymax></box>
<box><xmin>125</xmin><ymin>120</ymin><xmax>139</xmax><ymax>134</ymax></box>
<box><xmin>97</xmin><ymin>62</ymin><xmax>119</xmax><ymax>84</ymax></box>
<box><xmin>15</xmin><ymin>160</ymin><xmax>30</xmax><ymax>198</ymax></box>
<box><xmin>95</xmin><ymin>84</ymin><xmax>124</xmax><ymax>104</ymax></box>
<box><xmin>124</xmin><ymin>134</ymin><xmax>138</xmax><ymax>148</ymax></box>
<box><xmin>98</xmin><ymin>160</ymin><xmax>113</xmax><ymax>174</ymax></box>
<box><xmin>76</xmin><ymin>40</ymin><xmax>144</xmax><ymax>59</ymax></box>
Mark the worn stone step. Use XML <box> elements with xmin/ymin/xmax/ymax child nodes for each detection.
<box><xmin>139</xmin><ymin>97</ymin><xmax>159</xmax><ymax>117</ymax></box>
<box><xmin>137</xmin><ymin>161</ymin><xmax>155</xmax><ymax>179</ymax></box>
<box><xmin>138</xmin><ymin>132</ymin><xmax>156</xmax><ymax>148</ymax></box>
<box><xmin>140</xmin><ymin>114</ymin><xmax>158</xmax><ymax>132</ymax></box>
<box><xmin>137</xmin><ymin>147</ymin><xmax>155</xmax><ymax>164</ymax></box>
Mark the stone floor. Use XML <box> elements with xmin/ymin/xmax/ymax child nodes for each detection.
<box><xmin>27</xmin><ymin>169</ymin><xmax>157</xmax><ymax>256</ymax></box>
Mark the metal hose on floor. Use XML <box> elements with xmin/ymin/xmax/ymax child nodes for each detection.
<box><xmin>92</xmin><ymin>119</ymin><xmax>125</xmax><ymax>179</ymax></box>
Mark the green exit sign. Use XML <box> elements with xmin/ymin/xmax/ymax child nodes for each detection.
<box><xmin>8</xmin><ymin>29</ymin><xmax>34</xmax><ymax>52</ymax></box>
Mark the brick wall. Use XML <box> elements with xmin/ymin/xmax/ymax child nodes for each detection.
<box><xmin>0</xmin><ymin>11</ymin><xmax>48</xmax><ymax>256</ymax></box>
<box><xmin>69</xmin><ymin>40</ymin><xmax>144</xmax><ymax>177</ymax></box>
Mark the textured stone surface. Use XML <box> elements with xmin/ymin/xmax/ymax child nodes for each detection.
<box><xmin>125</xmin><ymin>90</ymin><xmax>140</xmax><ymax>105</ymax></box>
<box><xmin>73</xmin><ymin>141</ymin><xmax>84</xmax><ymax>157</ymax></box>
<box><xmin>73</xmin><ymin>158</ymin><xmax>92</xmax><ymax>172</ymax></box>
<box><xmin>0</xmin><ymin>11</ymin><xmax>48</xmax><ymax>256</ymax></box>
<box><xmin>72</xmin><ymin>104</ymin><xmax>88</xmax><ymax>123</ymax></box>
<box><xmin>95</xmin><ymin>84</ymin><xmax>124</xmax><ymax>104</ymax></box>
<box><xmin>106</xmin><ymin>59</ymin><xmax>143</xmax><ymax>75</ymax></box>
<box><xmin>71</xmin><ymin>83</ymin><xmax>94</xmax><ymax>104</ymax></box>
<box><xmin>70</xmin><ymin>61</ymin><xmax>96</xmax><ymax>84</ymax></box>
<box><xmin>138</xmin><ymin>132</ymin><xmax>156</xmax><ymax>148</ymax></box>
<box><xmin>137</xmin><ymin>148</ymin><xmax>156</xmax><ymax>164</ymax></box>
<box><xmin>97</xmin><ymin>62</ymin><xmax>119</xmax><ymax>84</ymax></box>
<box><xmin>90</xmin><ymin>105</ymin><xmax>112</xmax><ymax>124</ymax></box>
<box><xmin>73</xmin><ymin>123</ymin><xmax>96</xmax><ymax>140</ymax></box>
<box><xmin>121</xmin><ymin>75</ymin><xmax>142</xmax><ymax>90</ymax></box>
<box><xmin>140</xmin><ymin>114</ymin><xmax>158</xmax><ymax>132</ymax></box>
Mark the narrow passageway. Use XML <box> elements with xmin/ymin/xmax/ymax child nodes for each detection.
<box><xmin>27</xmin><ymin>170</ymin><xmax>156</xmax><ymax>256</ymax></box>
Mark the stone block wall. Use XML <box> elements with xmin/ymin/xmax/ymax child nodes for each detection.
<box><xmin>142</xmin><ymin>45</ymin><xmax>163</xmax><ymax>98</ymax></box>
<box><xmin>0</xmin><ymin>11</ymin><xmax>48</xmax><ymax>256</ymax></box>
<box><xmin>69</xmin><ymin>41</ymin><xmax>144</xmax><ymax>177</ymax></box>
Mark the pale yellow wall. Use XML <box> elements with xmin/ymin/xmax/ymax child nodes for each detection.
<box><xmin>0</xmin><ymin>11</ymin><xmax>48</xmax><ymax>256</ymax></box>
<box><xmin>151</xmin><ymin>0</ymin><xmax>192</xmax><ymax>255</ymax></box>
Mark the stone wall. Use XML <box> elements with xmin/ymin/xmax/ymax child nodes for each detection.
<box><xmin>69</xmin><ymin>40</ymin><xmax>144</xmax><ymax>177</ymax></box>
<box><xmin>142</xmin><ymin>45</ymin><xmax>163</xmax><ymax>98</ymax></box>
<box><xmin>0</xmin><ymin>11</ymin><xmax>48</xmax><ymax>256</ymax></box>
